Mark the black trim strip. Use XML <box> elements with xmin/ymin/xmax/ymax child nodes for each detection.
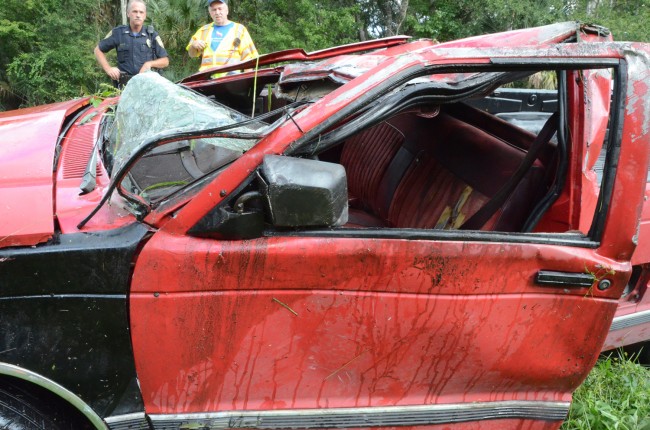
<box><xmin>0</xmin><ymin>294</ymin><xmax>124</xmax><ymax>301</ymax></box>
<box><xmin>265</xmin><ymin>228</ymin><xmax>597</xmax><ymax>248</ymax></box>
<box><xmin>589</xmin><ymin>61</ymin><xmax>627</xmax><ymax>241</ymax></box>
<box><xmin>535</xmin><ymin>270</ymin><xmax>595</xmax><ymax>288</ymax></box>
<box><xmin>490</xmin><ymin>58</ymin><xmax>619</xmax><ymax>67</ymax></box>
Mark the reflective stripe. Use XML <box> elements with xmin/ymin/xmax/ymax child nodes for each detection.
<box><xmin>240</xmin><ymin>45</ymin><xmax>256</xmax><ymax>61</ymax></box>
<box><xmin>201</xmin><ymin>54</ymin><xmax>236</xmax><ymax>64</ymax></box>
<box><xmin>199</xmin><ymin>23</ymin><xmax>242</xmax><ymax>71</ymax></box>
<box><xmin>190</xmin><ymin>22</ymin><xmax>257</xmax><ymax>72</ymax></box>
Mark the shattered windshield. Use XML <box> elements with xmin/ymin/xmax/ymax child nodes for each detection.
<box><xmin>104</xmin><ymin>72</ymin><xmax>278</xmax><ymax>208</ymax></box>
<box><xmin>110</xmin><ymin>72</ymin><xmax>268</xmax><ymax>177</ymax></box>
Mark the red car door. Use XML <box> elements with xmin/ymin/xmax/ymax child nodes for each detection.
<box><xmin>129</xmin><ymin>44</ymin><xmax>650</xmax><ymax>430</ymax></box>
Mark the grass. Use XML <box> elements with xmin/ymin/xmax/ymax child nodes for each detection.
<box><xmin>562</xmin><ymin>350</ymin><xmax>650</xmax><ymax>430</ymax></box>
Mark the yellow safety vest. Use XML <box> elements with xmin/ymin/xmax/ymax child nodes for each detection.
<box><xmin>191</xmin><ymin>23</ymin><xmax>254</xmax><ymax>72</ymax></box>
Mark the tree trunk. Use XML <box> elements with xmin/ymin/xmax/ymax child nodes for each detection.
<box><xmin>355</xmin><ymin>11</ymin><xmax>367</xmax><ymax>41</ymax></box>
<box><xmin>382</xmin><ymin>0</ymin><xmax>394</xmax><ymax>36</ymax></box>
<box><xmin>396</xmin><ymin>0</ymin><xmax>409</xmax><ymax>35</ymax></box>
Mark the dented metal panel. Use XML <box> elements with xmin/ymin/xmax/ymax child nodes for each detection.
<box><xmin>126</xmin><ymin>40</ymin><xmax>650</xmax><ymax>430</ymax></box>
<box><xmin>180</xmin><ymin>36</ymin><xmax>414</xmax><ymax>84</ymax></box>
<box><xmin>2</xmin><ymin>21</ymin><xmax>650</xmax><ymax>430</ymax></box>
<box><xmin>130</xmin><ymin>233</ymin><xmax>621</xmax><ymax>421</ymax></box>
<box><xmin>0</xmin><ymin>98</ymin><xmax>88</xmax><ymax>248</ymax></box>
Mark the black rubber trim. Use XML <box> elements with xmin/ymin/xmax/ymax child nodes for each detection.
<box><xmin>265</xmin><ymin>228</ymin><xmax>598</xmax><ymax>248</ymax></box>
<box><xmin>535</xmin><ymin>270</ymin><xmax>595</xmax><ymax>288</ymax></box>
<box><xmin>588</xmin><ymin>61</ymin><xmax>627</xmax><ymax>240</ymax></box>
<box><xmin>490</xmin><ymin>58</ymin><xmax>619</xmax><ymax>67</ymax></box>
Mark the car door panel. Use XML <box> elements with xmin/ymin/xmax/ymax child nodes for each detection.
<box><xmin>128</xmin><ymin>44</ymin><xmax>650</xmax><ymax>429</ymax></box>
<box><xmin>131</xmin><ymin>233</ymin><xmax>624</xmax><ymax>415</ymax></box>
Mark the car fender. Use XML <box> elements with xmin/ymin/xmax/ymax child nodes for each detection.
<box><xmin>0</xmin><ymin>362</ymin><xmax>108</xmax><ymax>429</ymax></box>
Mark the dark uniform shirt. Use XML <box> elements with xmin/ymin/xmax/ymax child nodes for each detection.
<box><xmin>98</xmin><ymin>25</ymin><xmax>168</xmax><ymax>76</ymax></box>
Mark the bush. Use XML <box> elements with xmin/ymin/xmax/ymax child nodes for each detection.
<box><xmin>562</xmin><ymin>350</ymin><xmax>650</xmax><ymax>430</ymax></box>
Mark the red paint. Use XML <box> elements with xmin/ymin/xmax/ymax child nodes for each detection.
<box><xmin>0</xmin><ymin>98</ymin><xmax>88</xmax><ymax>247</ymax></box>
<box><xmin>3</xmin><ymin>21</ymin><xmax>650</xmax><ymax>429</ymax></box>
<box><xmin>180</xmin><ymin>36</ymin><xmax>415</xmax><ymax>84</ymax></box>
<box><xmin>130</xmin><ymin>26</ymin><xmax>650</xmax><ymax>427</ymax></box>
<box><xmin>54</xmin><ymin>102</ymin><xmax>136</xmax><ymax>233</ymax></box>
<box><xmin>131</xmin><ymin>233</ymin><xmax>623</xmax><ymax>415</ymax></box>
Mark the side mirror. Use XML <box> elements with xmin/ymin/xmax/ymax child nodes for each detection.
<box><xmin>189</xmin><ymin>155</ymin><xmax>348</xmax><ymax>239</ymax></box>
<box><xmin>259</xmin><ymin>155</ymin><xmax>348</xmax><ymax>227</ymax></box>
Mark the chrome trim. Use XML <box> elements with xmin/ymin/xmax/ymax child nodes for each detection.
<box><xmin>610</xmin><ymin>309</ymin><xmax>650</xmax><ymax>331</ymax></box>
<box><xmin>149</xmin><ymin>401</ymin><xmax>569</xmax><ymax>429</ymax></box>
<box><xmin>0</xmin><ymin>362</ymin><xmax>108</xmax><ymax>430</ymax></box>
<box><xmin>105</xmin><ymin>412</ymin><xmax>150</xmax><ymax>430</ymax></box>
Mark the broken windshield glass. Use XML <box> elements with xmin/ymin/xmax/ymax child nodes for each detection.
<box><xmin>100</xmin><ymin>72</ymin><xmax>285</xmax><ymax>212</ymax></box>
<box><xmin>109</xmin><ymin>72</ymin><xmax>269</xmax><ymax>180</ymax></box>
<box><xmin>77</xmin><ymin>73</ymin><xmax>281</xmax><ymax>228</ymax></box>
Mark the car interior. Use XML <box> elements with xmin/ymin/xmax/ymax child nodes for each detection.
<box><xmin>105</xmin><ymin>66</ymin><xmax>615</xmax><ymax>238</ymax></box>
<box><xmin>318</xmin><ymin>103</ymin><xmax>551</xmax><ymax>232</ymax></box>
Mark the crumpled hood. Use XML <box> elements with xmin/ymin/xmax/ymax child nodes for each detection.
<box><xmin>0</xmin><ymin>99</ymin><xmax>87</xmax><ymax>248</ymax></box>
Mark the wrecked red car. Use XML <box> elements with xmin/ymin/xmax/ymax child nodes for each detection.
<box><xmin>1</xmin><ymin>21</ymin><xmax>649</xmax><ymax>430</ymax></box>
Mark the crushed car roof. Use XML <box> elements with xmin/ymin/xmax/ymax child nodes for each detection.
<box><xmin>180</xmin><ymin>21</ymin><xmax>596</xmax><ymax>85</ymax></box>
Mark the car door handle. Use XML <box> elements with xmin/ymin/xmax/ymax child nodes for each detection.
<box><xmin>535</xmin><ymin>270</ymin><xmax>595</xmax><ymax>288</ymax></box>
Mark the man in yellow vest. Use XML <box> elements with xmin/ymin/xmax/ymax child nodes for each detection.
<box><xmin>186</xmin><ymin>0</ymin><xmax>258</xmax><ymax>75</ymax></box>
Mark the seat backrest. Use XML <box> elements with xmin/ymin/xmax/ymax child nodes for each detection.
<box><xmin>389</xmin><ymin>112</ymin><xmax>545</xmax><ymax>231</ymax></box>
<box><xmin>340</xmin><ymin>122</ymin><xmax>404</xmax><ymax>213</ymax></box>
<box><xmin>340</xmin><ymin>107</ymin><xmax>546</xmax><ymax>232</ymax></box>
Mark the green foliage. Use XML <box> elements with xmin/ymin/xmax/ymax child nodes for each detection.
<box><xmin>403</xmin><ymin>0</ymin><xmax>650</xmax><ymax>43</ymax></box>
<box><xmin>562</xmin><ymin>351</ymin><xmax>650</xmax><ymax>430</ymax></box>
<box><xmin>232</xmin><ymin>0</ymin><xmax>360</xmax><ymax>52</ymax></box>
<box><xmin>0</xmin><ymin>0</ymin><xmax>113</xmax><ymax>109</ymax></box>
<box><xmin>569</xmin><ymin>0</ymin><xmax>650</xmax><ymax>42</ymax></box>
<box><xmin>148</xmin><ymin>0</ymin><xmax>206</xmax><ymax>79</ymax></box>
<box><xmin>8</xmin><ymin>41</ymin><xmax>100</xmax><ymax>106</ymax></box>
<box><xmin>1</xmin><ymin>0</ymin><xmax>649</xmax><ymax>111</ymax></box>
<box><xmin>403</xmin><ymin>0</ymin><xmax>570</xmax><ymax>41</ymax></box>
<box><xmin>89</xmin><ymin>83</ymin><xmax>121</xmax><ymax>107</ymax></box>
<box><xmin>246</xmin><ymin>0</ymin><xmax>360</xmax><ymax>52</ymax></box>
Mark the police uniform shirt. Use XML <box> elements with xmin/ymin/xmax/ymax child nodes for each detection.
<box><xmin>98</xmin><ymin>25</ymin><xmax>168</xmax><ymax>76</ymax></box>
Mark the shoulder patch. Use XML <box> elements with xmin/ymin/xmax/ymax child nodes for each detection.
<box><xmin>155</xmin><ymin>36</ymin><xmax>165</xmax><ymax>49</ymax></box>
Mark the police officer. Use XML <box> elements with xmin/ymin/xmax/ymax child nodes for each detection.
<box><xmin>94</xmin><ymin>0</ymin><xmax>169</xmax><ymax>88</ymax></box>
